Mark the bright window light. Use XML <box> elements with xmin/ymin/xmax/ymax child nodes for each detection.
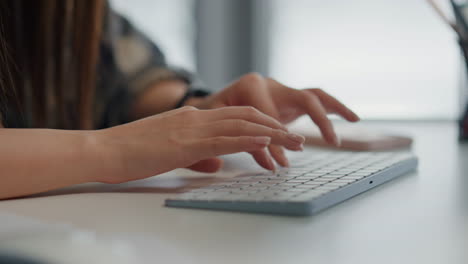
<box><xmin>270</xmin><ymin>0</ymin><xmax>461</xmax><ymax>120</ymax></box>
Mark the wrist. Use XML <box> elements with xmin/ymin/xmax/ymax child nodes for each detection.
<box><xmin>82</xmin><ymin>130</ymin><xmax>122</xmax><ymax>183</ymax></box>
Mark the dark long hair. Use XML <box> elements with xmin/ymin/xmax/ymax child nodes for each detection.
<box><xmin>0</xmin><ymin>0</ymin><xmax>104</xmax><ymax>129</ymax></box>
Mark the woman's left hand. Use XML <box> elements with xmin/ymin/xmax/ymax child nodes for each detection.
<box><xmin>186</xmin><ymin>73</ymin><xmax>360</xmax><ymax>169</ymax></box>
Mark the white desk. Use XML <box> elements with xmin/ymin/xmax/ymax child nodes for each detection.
<box><xmin>0</xmin><ymin>121</ymin><xmax>467</xmax><ymax>264</ymax></box>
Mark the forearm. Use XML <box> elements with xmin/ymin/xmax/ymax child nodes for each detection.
<box><xmin>0</xmin><ymin>129</ymin><xmax>107</xmax><ymax>199</ymax></box>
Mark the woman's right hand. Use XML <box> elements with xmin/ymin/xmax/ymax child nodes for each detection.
<box><xmin>93</xmin><ymin>106</ymin><xmax>305</xmax><ymax>184</ymax></box>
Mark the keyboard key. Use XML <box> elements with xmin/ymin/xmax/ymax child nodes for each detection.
<box><xmin>294</xmin><ymin>175</ymin><xmax>322</xmax><ymax>180</ymax></box>
<box><xmin>285</xmin><ymin>188</ymin><xmax>307</xmax><ymax>193</ymax></box>
<box><xmin>265</xmin><ymin>186</ymin><xmax>289</xmax><ymax>192</ymax></box>
<box><xmin>309</xmin><ymin>171</ymin><xmax>325</xmax><ymax>175</ymax></box>
<box><xmin>348</xmin><ymin>172</ymin><xmax>372</xmax><ymax>177</ymax></box>
<box><xmin>310</xmin><ymin>178</ymin><xmax>332</xmax><ymax>183</ymax></box>
<box><xmin>285</xmin><ymin>179</ymin><xmax>310</xmax><ymax>184</ymax></box>
<box><xmin>318</xmin><ymin>175</ymin><xmax>342</xmax><ymax>180</ymax></box>
<box><xmin>294</xmin><ymin>184</ymin><xmax>319</xmax><ymax>189</ymax></box>
<box><xmin>334</xmin><ymin>178</ymin><xmax>357</xmax><ymax>183</ymax></box>
<box><xmin>276</xmin><ymin>182</ymin><xmax>301</xmax><ymax>187</ymax></box>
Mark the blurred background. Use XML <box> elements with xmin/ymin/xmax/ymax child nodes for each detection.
<box><xmin>111</xmin><ymin>0</ymin><xmax>464</xmax><ymax>120</ymax></box>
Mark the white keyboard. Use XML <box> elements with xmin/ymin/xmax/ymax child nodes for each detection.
<box><xmin>165</xmin><ymin>150</ymin><xmax>418</xmax><ymax>216</ymax></box>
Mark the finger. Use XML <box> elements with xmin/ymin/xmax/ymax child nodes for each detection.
<box><xmin>305</xmin><ymin>89</ymin><xmax>360</xmax><ymax>122</ymax></box>
<box><xmin>249</xmin><ymin>149</ymin><xmax>275</xmax><ymax>171</ymax></box>
<box><xmin>198</xmin><ymin>106</ymin><xmax>287</xmax><ymax>131</ymax></box>
<box><xmin>237</xmin><ymin>78</ymin><xmax>290</xmax><ymax>167</ymax></box>
<box><xmin>268</xmin><ymin>144</ymin><xmax>289</xmax><ymax>167</ymax></box>
<box><xmin>296</xmin><ymin>92</ymin><xmax>339</xmax><ymax>146</ymax></box>
<box><xmin>196</xmin><ymin>119</ymin><xmax>304</xmax><ymax>151</ymax></box>
<box><xmin>192</xmin><ymin>136</ymin><xmax>272</xmax><ymax>159</ymax></box>
<box><xmin>187</xmin><ymin>158</ymin><xmax>224</xmax><ymax>173</ymax></box>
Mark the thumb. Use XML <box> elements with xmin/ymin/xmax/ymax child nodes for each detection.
<box><xmin>186</xmin><ymin>157</ymin><xmax>224</xmax><ymax>173</ymax></box>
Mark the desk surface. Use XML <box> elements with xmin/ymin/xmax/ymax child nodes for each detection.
<box><xmin>0</xmin><ymin>121</ymin><xmax>467</xmax><ymax>264</ymax></box>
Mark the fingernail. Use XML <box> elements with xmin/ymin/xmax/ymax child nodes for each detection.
<box><xmin>287</xmin><ymin>133</ymin><xmax>305</xmax><ymax>144</ymax></box>
<box><xmin>335</xmin><ymin>135</ymin><xmax>342</xmax><ymax>147</ymax></box>
<box><xmin>278</xmin><ymin>150</ymin><xmax>290</xmax><ymax>167</ymax></box>
<box><xmin>277</xmin><ymin>147</ymin><xmax>290</xmax><ymax>167</ymax></box>
<box><xmin>254</xmin><ymin>136</ymin><xmax>271</xmax><ymax>146</ymax></box>
<box><xmin>350</xmin><ymin>110</ymin><xmax>360</xmax><ymax>121</ymax></box>
<box><xmin>298</xmin><ymin>145</ymin><xmax>304</xmax><ymax>152</ymax></box>
<box><xmin>282</xmin><ymin>156</ymin><xmax>290</xmax><ymax>167</ymax></box>
<box><xmin>267</xmin><ymin>156</ymin><xmax>276</xmax><ymax>172</ymax></box>
<box><xmin>330</xmin><ymin>134</ymin><xmax>339</xmax><ymax>146</ymax></box>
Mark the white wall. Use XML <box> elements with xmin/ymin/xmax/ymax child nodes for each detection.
<box><xmin>111</xmin><ymin>0</ymin><xmax>196</xmax><ymax>71</ymax></box>
<box><xmin>270</xmin><ymin>0</ymin><xmax>461</xmax><ymax>120</ymax></box>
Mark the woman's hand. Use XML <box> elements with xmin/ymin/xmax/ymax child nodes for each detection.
<box><xmin>186</xmin><ymin>73</ymin><xmax>360</xmax><ymax>169</ymax></box>
<box><xmin>94</xmin><ymin>106</ymin><xmax>305</xmax><ymax>183</ymax></box>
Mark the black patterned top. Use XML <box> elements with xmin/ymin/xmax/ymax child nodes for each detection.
<box><xmin>94</xmin><ymin>6</ymin><xmax>205</xmax><ymax>128</ymax></box>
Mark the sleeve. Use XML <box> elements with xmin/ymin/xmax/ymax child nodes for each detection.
<box><xmin>95</xmin><ymin>6</ymin><xmax>209</xmax><ymax>128</ymax></box>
